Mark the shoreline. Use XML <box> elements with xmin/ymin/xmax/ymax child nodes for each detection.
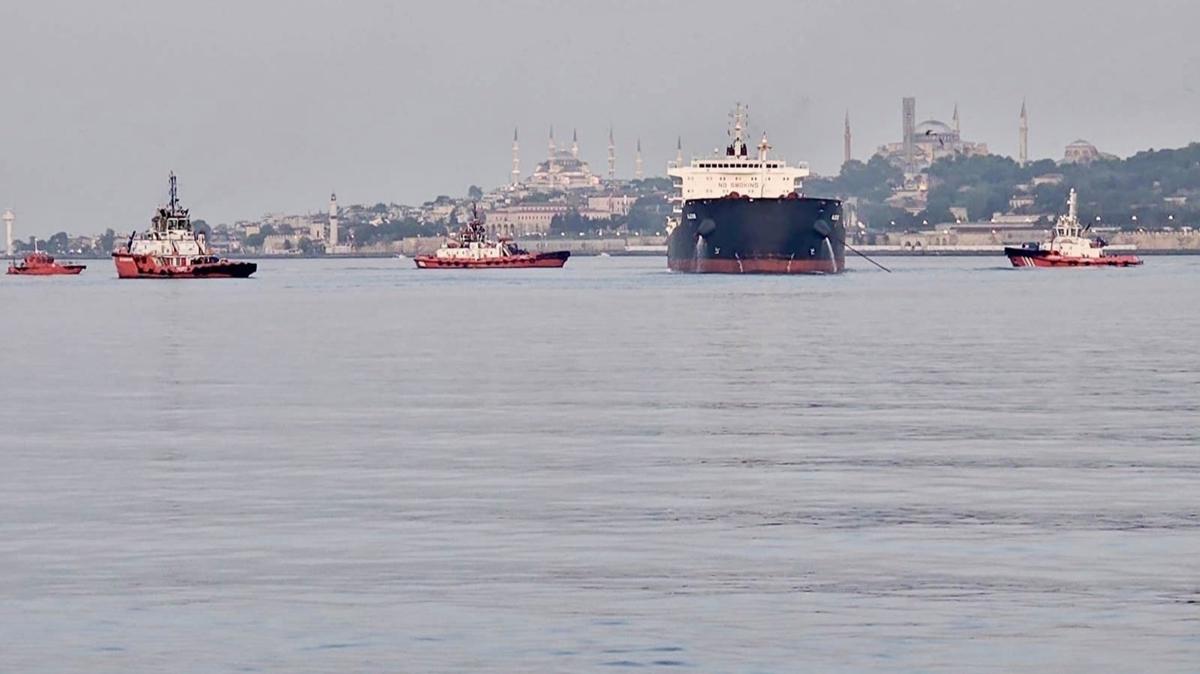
<box><xmin>8</xmin><ymin>249</ymin><xmax>1200</xmax><ymax>261</ymax></box>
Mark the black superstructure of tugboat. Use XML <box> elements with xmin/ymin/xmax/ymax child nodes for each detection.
<box><xmin>666</xmin><ymin>105</ymin><xmax>845</xmax><ymax>273</ymax></box>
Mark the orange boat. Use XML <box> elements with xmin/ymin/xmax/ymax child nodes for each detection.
<box><xmin>6</xmin><ymin>252</ymin><xmax>86</xmax><ymax>276</ymax></box>
<box><xmin>112</xmin><ymin>172</ymin><xmax>257</xmax><ymax>279</ymax></box>
<box><xmin>414</xmin><ymin>210</ymin><xmax>569</xmax><ymax>269</ymax></box>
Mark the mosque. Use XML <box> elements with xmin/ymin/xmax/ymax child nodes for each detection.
<box><xmin>521</xmin><ymin>127</ymin><xmax>602</xmax><ymax>191</ymax></box>
<box><xmin>874</xmin><ymin>98</ymin><xmax>989</xmax><ymax>172</ymax></box>
<box><xmin>1061</xmin><ymin>139</ymin><xmax>1117</xmax><ymax>164</ymax></box>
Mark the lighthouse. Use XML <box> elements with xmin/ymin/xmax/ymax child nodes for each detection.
<box><xmin>328</xmin><ymin>192</ymin><xmax>339</xmax><ymax>252</ymax></box>
<box><xmin>3</xmin><ymin>209</ymin><xmax>13</xmax><ymax>259</ymax></box>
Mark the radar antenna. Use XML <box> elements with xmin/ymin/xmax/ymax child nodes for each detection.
<box><xmin>727</xmin><ymin>103</ymin><xmax>749</xmax><ymax>157</ymax></box>
<box><xmin>168</xmin><ymin>172</ymin><xmax>179</xmax><ymax>211</ymax></box>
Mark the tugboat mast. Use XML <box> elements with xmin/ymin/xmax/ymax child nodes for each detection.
<box><xmin>169</xmin><ymin>171</ymin><xmax>179</xmax><ymax>211</ymax></box>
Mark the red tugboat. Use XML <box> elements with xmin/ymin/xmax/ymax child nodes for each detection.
<box><xmin>112</xmin><ymin>173</ymin><xmax>257</xmax><ymax>279</ymax></box>
<box><xmin>1005</xmin><ymin>189</ymin><xmax>1142</xmax><ymax>268</ymax></box>
<box><xmin>414</xmin><ymin>209</ymin><xmax>569</xmax><ymax>269</ymax></box>
<box><xmin>6</xmin><ymin>251</ymin><xmax>86</xmax><ymax>276</ymax></box>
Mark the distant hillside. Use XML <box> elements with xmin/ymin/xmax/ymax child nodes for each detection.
<box><xmin>806</xmin><ymin>143</ymin><xmax>1200</xmax><ymax>230</ymax></box>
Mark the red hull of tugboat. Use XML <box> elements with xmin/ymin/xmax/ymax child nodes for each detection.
<box><xmin>413</xmin><ymin>251</ymin><xmax>570</xmax><ymax>269</ymax></box>
<box><xmin>6</xmin><ymin>264</ymin><xmax>85</xmax><ymax>276</ymax></box>
<box><xmin>112</xmin><ymin>253</ymin><xmax>257</xmax><ymax>278</ymax></box>
<box><xmin>1005</xmin><ymin>250</ymin><xmax>1142</xmax><ymax>268</ymax></box>
<box><xmin>6</xmin><ymin>253</ymin><xmax>86</xmax><ymax>275</ymax></box>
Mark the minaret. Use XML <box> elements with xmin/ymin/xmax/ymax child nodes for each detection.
<box><xmin>3</xmin><ymin>209</ymin><xmax>13</xmax><ymax>259</ymax></box>
<box><xmin>843</xmin><ymin>110</ymin><xmax>852</xmax><ymax>166</ymax></box>
<box><xmin>571</xmin><ymin>128</ymin><xmax>579</xmax><ymax>159</ymax></box>
<box><xmin>902</xmin><ymin>96</ymin><xmax>916</xmax><ymax>173</ymax></box>
<box><xmin>1019</xmin><ymin>100</ymin><xmax>1029</xmax><ymax>166</ymax></box>
<box><xmin>510</xmin><ymin>127</ymin><xmax>520</xmax><ymax>186</ymax></box>
<box><xmin>634</xmin><ymin>139</ymin><xmax>644</xmax><ymax>180</ymax></box>
<box><xmin>548</xmin><ymin>125</ymin><xmax>556</xmax><ymax>169</ymax></box>
<box><xmin>607</xmin><ymin>126</ymin><xmax>616</xmax><ymax>180</ymax></box>
<box><xmin>328</xmin><ymin>192</ymin><xmax>339</xmax><ymax>250</ymax></box>
<box><xmin>674</xmin><ymin>136</ymin><xmax>683</xmax><ymax>168</ymax></box>
<box><xmin>952</xmin><ymin>103</ymin><xmax>960</xmax><ymax>134</ymax></box>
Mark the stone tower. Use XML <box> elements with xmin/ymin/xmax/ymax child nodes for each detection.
<box><xmin>511</xmin><ymin>127</ymin><xmax>520</xmax><ymax>186</ymax></box>
<box><xmin>843</xmin><ymin>110</ymin><xmax>852</xmax><ymax>166</ymax></box>
<box><xmin>328</xmin><ymin>192</ymin><xmax>339</xmax><ymax>250</ymax></box>
<box><xmin>902</xmin><ymin>96</ymin><xmax>916</xmax><ymax>173</ymax></box>
<box><xmin>1019</xmin><ymin>100</ymin><xmax>1029</xmax><ymax>166</ymax></box>
<box><xmin>3</xmin><ymin>209</ymin><xmax>13</xmax><ymax>259</ymax></box>
<box><xmin>607</xmin><ymin>126</ymin><xmax>616</xmax><ymax>180</ymax></box>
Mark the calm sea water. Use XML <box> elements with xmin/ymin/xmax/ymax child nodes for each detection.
<box><xmin>2</xmin><ymin>255</ymin><xmax>1198</xmax><ymax>673</ymax></box>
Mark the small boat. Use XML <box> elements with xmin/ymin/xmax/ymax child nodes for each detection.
<box><xmin>6</xmin><ymin>251</ymin><xmax>86</xmax><ymax>276</ymax></box>
<box><xmin>414</xmin><ymin>209</ymin><xmax>569</xmax><ymax>269</ymax></box>
<box><xmin>112</xmin><ymin>172</ymin><xmax>257</xmax><ymax>279</ymax></box>
<box><xmin>1005</xmin><ymin>189</ymin><xmax>1142</xmax><ymax>268</ymax></box>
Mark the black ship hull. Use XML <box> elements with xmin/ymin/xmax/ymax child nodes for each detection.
<box><xmin>667</xmin><ymin>196</ymin><xmax>845</xmax><ymax>273</ymax></box>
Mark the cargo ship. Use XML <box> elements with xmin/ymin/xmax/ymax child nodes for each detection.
<box><xmin>1005</xmin><ymin>189</ymin><xmax>1142</xmax><ymax>268</ymax></box>
<box><xmin>6</xmin><ymin>251</ymin><xmax>86</xmax><ymax>275</ymax></box>
<box><xmin>666</xmin><ymin>105</ymin><xmax>845</xmax><ymax>274</ymax></box>
<box><xmin>112</xmin><ymin>173</ymin><xmax>257</xmax><ymax>279</ymax></box>
<box><xmin>414</xmin><ymin>210</ymin><xmax>569</xmax><ymax>269</ymax></box>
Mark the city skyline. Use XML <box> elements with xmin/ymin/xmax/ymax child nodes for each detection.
<box><xmin>2</xmin><ymin>0</ymin><xmax>1199</xmax><ymax>235</ymax></box>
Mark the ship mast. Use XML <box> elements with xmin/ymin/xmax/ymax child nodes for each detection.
<box><xmin>169</xmin><ymin>171</ymin><xmax>179</xmax><ymax>211</ymax></box>
<box><xmin>728</xmin><ymin>103</ymin><xmax>748</xmax><ymax>157</ymax></box>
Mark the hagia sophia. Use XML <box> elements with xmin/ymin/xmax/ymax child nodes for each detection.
<box><xmin>872</xmin><ymin>98</ymin><xmax>990</xmax><ymax>172</ymax></box>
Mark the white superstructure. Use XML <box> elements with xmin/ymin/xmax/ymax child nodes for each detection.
<box><xmin>1042</xmin><ymin>188</ymin><xmax>1108</xmax><ymax>259</ymax></box>
<box><xmin>123</xmin><ymin>173</ymin><xmax>210</xmax><ymax>263</ymax></box>
<box><xmin>666</xmin><ymin>104</ymin><xmax>809</xmax><ymax>229</ymax></box>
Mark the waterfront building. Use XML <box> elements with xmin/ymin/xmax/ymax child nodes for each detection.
<box><xmin>586</xmin><ymin>195</ymin><xmax>637</xmax><ymax>218</ymax></box>
<box><xmin>485</xmin><ymin>203</ymin><xmax>571</xmax><ymax>237</ymax></box>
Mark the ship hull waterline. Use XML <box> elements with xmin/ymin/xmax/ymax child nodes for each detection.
<box><xmin>6</xmin><ymin>265</ymin><xmax>86</xmax><ymax>276</ymax></box>
<box><xmin>414</xmin><ymin>251</ymin><xmax>570</xmax><ymax>269</ymax></box>
<box><xmin>1004</xmin><ymin>248</ymin><xmax>1142</xmax><ymax>268</ymax></box>
<box><xmin>112</xmin><ymin>253</ymin><xmax>257</xmax><ymax>279</ymax></box>
<box><xmin>668</xmin><ymin>196</ymin><xmax>846</xmax><ymax>274</ymax></box>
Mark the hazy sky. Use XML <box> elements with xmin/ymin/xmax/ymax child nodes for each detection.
<box><xmin>2</xmin><ymin>0</ymin><xmax>1199</xmax><ymax>235</ymax></box>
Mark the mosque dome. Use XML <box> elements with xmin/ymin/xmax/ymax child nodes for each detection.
<box><xmin>914</xmin><ymin>119</ymin><xmax>954</xmax><ymax>136</ymax></box>
<box><xmin>1062</xmin><ymin>139</ymin><xmax>1102</xmax><ymax>164</ymax></box>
